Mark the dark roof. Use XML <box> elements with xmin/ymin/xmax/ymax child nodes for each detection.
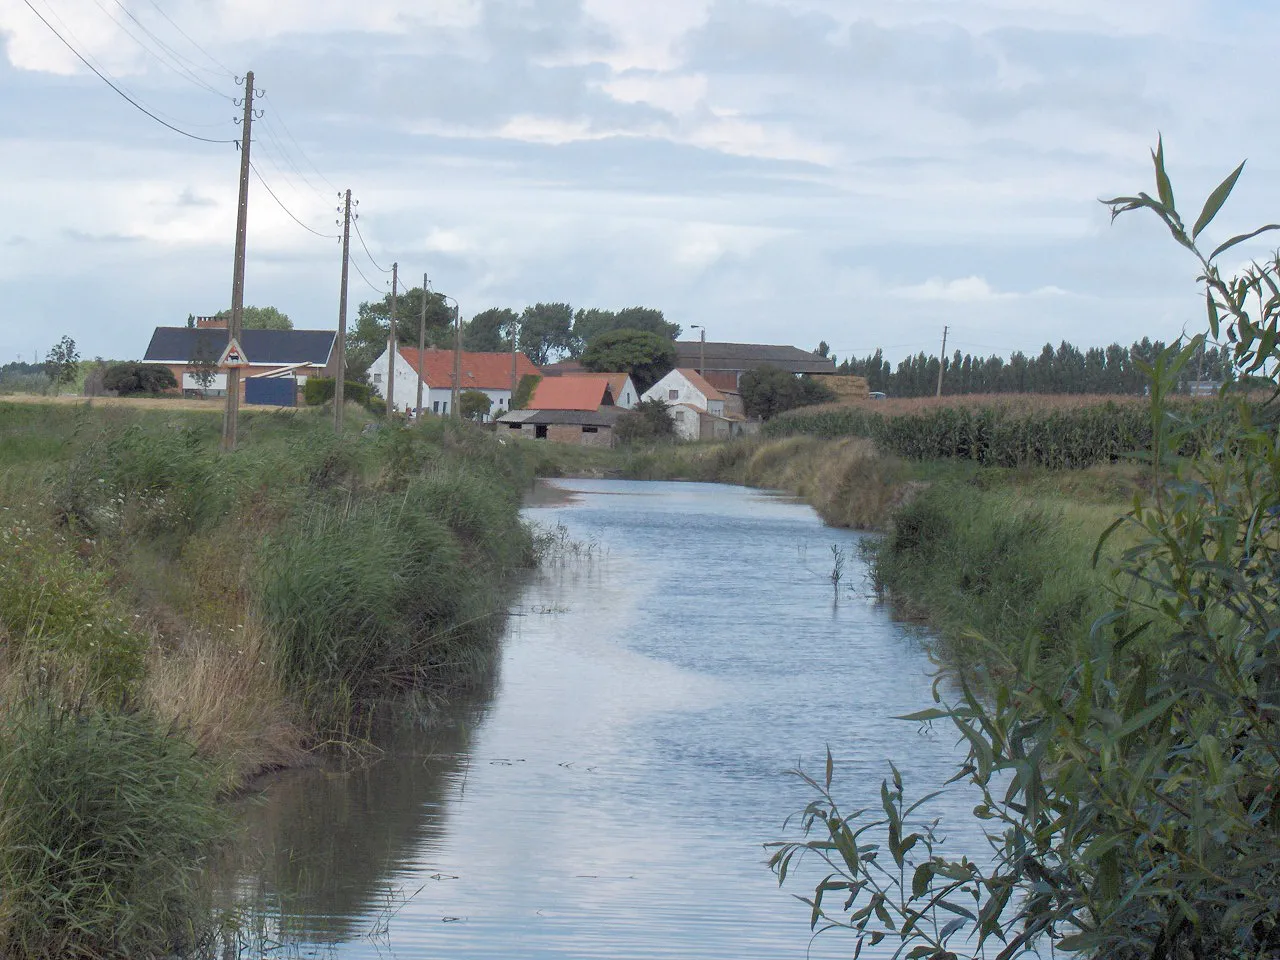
<box><xmin>674</xmin><ymin>341</ymin><xmax>835</xmax><ymax>374</ymax></box>
<box><xmin>143</xmin><ymin>327</ymin><xmax>336</xmax><ymax>366</ymax></box>
<box><xmin>498</xmin><ymin>407</ymin><xmax>623</xmax><ymax>427</ymax></box>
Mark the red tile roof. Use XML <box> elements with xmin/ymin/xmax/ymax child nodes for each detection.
<box><xmin>563</xmin><ymin>371</ymin><xmax>633</xmax><ymax>401</ymax></box>
<box><xmin>678</xmin><ymin>368</ymin><xmax>725</xmax><ymax>401</ymax></box>
<box><xmin>399</xmin><ymin>347</ymin><xmax>539</xmax><ymax>390</ymax></box>
<box><xmin>529</xmin><ymin>375</ymin><xmax>615</xmax><ymax>411</ymax></box>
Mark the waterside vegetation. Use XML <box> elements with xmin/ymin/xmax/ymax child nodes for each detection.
<box><xmin>0</xmin><ymin>401</ymin><xmax>536</xmax><ymax>958</ymax></box>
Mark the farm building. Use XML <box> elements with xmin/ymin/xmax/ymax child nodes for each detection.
<box><xmin>642</xmin><ymin>368</ymin><xmax>743</xmax><ymax>441</ymax></box>
<box><xmin>498</xmin><ymin>374</ymin><xmax>622</xmax><ymax>446</ymax></box>
<box><xmin>368</xmin><ymin>346</ymin><xmax>540</xmax><ymax>418</ymax></box>
<box><xmin>142</xmin><ymin>320</ymin><xmax>337</xmax><ymax>406</ymax></box>
<box><xmin>673</xmin><ymin>340</ymin><xmax>835</xmax><ymax>392</ymax></box>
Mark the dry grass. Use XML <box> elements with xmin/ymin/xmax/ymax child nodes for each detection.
<box><xmin>0</xmin><ymin>393</ymin><xmax>302</xmax><ymax>412</ymax></box>
<box><xmin>741</xmin><ymin>436</ymin><xmax>908</xmax><ymax>529</ymax></box>
<box><xmin>142</xmin><ymin>620</ymin><xmax>308</xmax><ymax>793</ymax></box>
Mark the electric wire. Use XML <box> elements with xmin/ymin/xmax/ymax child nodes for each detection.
<box><xmin>19</xmin><ymin>0</ymin><xmax>235</xmax><ymax>144</ymax></box>
<box><xmin>249</xmin><ymin>162</ymin><xmax>339</xmax><ymax>239</ymax></box>
<box><xmin>95</xmin><ymin>0</ymin><xmax>233</xmax><ymax>99</ymax></box>
<box><xmin>350</xmin><ymin>256</ymin><xmax>387</xmax><ymax>296</ymax></box>
<box><xmin>259</xmin><ymin>117</ymin><xmax>329</xmax><ymax>203</ymax></box>
<box><xmin>260</xmin><ymin>93</ymin><xmax>340</xmax><ymax>194</ymax></box>
<box><xmin>143</xmin><ymin>0</ymin><xmax>235</xmax><ymax>79</ymax></box>
<box><xmin>352</xmin><ymin>217</ymin><xmax>393</xmax><ymax>273</ymax></box>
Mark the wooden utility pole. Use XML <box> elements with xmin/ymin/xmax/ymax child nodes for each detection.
<box><xmin>451</xmin><ymin>303</ymin><xmax>463</xmax><ymax>418</ymax></box>
<box><xmin>935</xmin><ymin>324</ymin><xmax>949</xmax><ymax>397</ymax></box>
<box><xmin>416</xmin><ymin>272</ymin><xmax>427</xmax><ymax>418</ymax></box>
<box><xmin>334</xmin><ymin>189</ymin><xmax>352</xmax><ymax>434</ymax></box>
<box><xmin>222</xmin><ymin>71</ymin><xmax>255</xmax><ymax>452</ymax></box>
<box><xmin>386</xmin><ymin>262</ymin><xmax>398</xmax><ymax>417</ymax></box>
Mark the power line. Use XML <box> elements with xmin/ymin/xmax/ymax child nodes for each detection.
<box><xmin>143</xmin><ymin>0</ymin><xmax>235</xmax><ymax>79</ymax></box>
<box><xmin>350</xmin><ymin>255</ymin><xmax>388</xmax><ymax>296</ymax></box>
<box><xmin>258</xmin><ymin>117</ymin><xmax>329</xmax><ymax>202</ymax></box>
<box><xmin>352</xmin><ymin>217</ymin><xmax>393</xmax><ymax>273</ymax></box>
<box><xmin>249</xmin><ymin>162</ymin><xmax>339</xmax><ymax>239</ymax></box>
<box><xmin>260</xmin><ymin>93</ymin><xmax>340</xmax><ymax>194</ymax></box>
<box><xmin>19</xmin><ymin>0</ymin><xmax>235</xmax><ymax>144</ymax></box>
<box><xmin>95</xmin><ymin>0</ymin><xmax>233</xmax><ymax>100</ymax></box>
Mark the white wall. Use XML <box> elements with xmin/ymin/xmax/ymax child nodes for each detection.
<box><xmin>369</xmin><ymin>347</ymin><xmax>515</xmax><ymax>418</ymax></box>
<box><xmin>642</xmin><ymin>370</ymin><xmax>724</xmax><ymax>417</ymax></box>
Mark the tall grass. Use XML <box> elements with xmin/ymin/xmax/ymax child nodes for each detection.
<box><xmin>0</xmin><ymin>700</ymin><xmax>223</xmax><ymax>960</ymax></box>
<box><xmin>867</xmin><ymin>482</ymin><xmax>1121</xmax><ymax>668</ymax></box>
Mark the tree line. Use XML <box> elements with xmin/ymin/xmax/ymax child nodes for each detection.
<box><xmin>834</xmin><ymin>338</ymin><xmax>1235</xmax><ymax>397</ymax></box>
<box><xmin>345</xmin><ymin>293</ymin><xmax>680</xmax><ymax>374</ymax></box>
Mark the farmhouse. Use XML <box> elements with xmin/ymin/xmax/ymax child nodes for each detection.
<box><xmin>498</xmin><ymin>375</ymin><xmax>622</xmax><ymax>446</ymax></box>
<box><xmin>674</xmin><ymin>340</ymin><xmax>835</xmax><ymax>392</ymax></box>
<box><xmin>642</xmin><ymin>368</ymin><xmax>742</xmax><ymax>441</ymax></box>
<box><xmin>142</xmin><ymin>320</ymin><xmax>337</xmax><ymax>406</ymax></box>
<box><xmin>369</xmin><ymin>346</ymin><xmax>540</xmax><ymax>418</ymax></box>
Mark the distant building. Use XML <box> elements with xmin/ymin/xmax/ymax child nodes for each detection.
<box><xmin>142</xmin><ymin>321</ymin><xmax>337</xmax><ymax>405</ymax></box>
<box><xmin>498</xmin><ymin>374</ymin><xmax>622</xmax><ymax>446</ymax></box>
<box><xmin>674</xmin><ymin>341</ymin><xmax>835</xmax><ymax>391</ymax></box>
<box><xmin>642</xmin><ymin>368</ymin><xmax>743</xmax><ymax>441</ymax></box>
<box><xmin>369</xmin><ymin>346</ymin><xmax>540</xmax><ymax>417</ymax></box>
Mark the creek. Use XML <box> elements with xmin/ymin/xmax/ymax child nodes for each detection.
<box><xmin>215</xmin><ymin>479</ymin><xmax>983</xmax><ymax>959</ymax></box>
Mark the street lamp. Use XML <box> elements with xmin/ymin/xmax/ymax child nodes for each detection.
<box><xmin>690</xmin><ymin>324</ymin><xmax>707</xmax><ymax>374</ymax></box>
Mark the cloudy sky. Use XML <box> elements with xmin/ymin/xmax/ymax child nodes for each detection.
<box><xmin>2</xmin><ymin>0</ymin><xmax>1277</xmax><ymax>366</ymax></box>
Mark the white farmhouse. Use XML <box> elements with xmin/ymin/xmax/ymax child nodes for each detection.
<box><xmin>642</xmin><ymin>368</ymin><xmax>735</xmax><ymax>441</ymax></box>
<box><xmin>368</xmin><ymin>346</ymin><xmax>540</xmax><ymax>418</ymax></box>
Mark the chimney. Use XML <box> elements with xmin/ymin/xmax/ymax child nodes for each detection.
<box><xmin>195</xmin><ymin>316</ymin><xmax>227</xmax><ymax>329</ymax></box>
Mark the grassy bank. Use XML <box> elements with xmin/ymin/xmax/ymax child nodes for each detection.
<box><xmin>0</xmin><ymin>400</ymin><xmax>535</xmax><ymax>957</ymax></box>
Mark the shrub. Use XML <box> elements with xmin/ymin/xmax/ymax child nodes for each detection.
<box><xmin>615</xmin><ymin>398</ymin><xmax>676</xmax><ymax>443</ymax></box>
<box><xmin>512</xmin><ymin>373</ymin><xmax>540</xmax><ymax>410</ymax></box>
<box><xmin>101</xmin><ymin>363</ymin><xmax>177</xmax><ymax>395</ymax></box>
<box><xmin>303</xmin><ymin>377</ymin><xmax>371</xmax><ymax>407</ymax></box>
<box><xmin>740</xmin><ymin>366</ymin><xmax>835</xmax><ymax>419</ymax></box>
<box><xmin>0</xmin><ymin>701</ymin><xmax>222</xmax><ymax>960</ymax></box>
<box><xmin>459</xmin><ymin>389</ymin><xmax>493</xmax><ymax>421</ymax></box>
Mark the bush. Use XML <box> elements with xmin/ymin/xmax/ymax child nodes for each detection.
<box><xmin>101</xmin><ymin>363</ymin><xmax>177</xmax><ymax>395</ymax></box>
<box><xmin>0</xmin><ymin>702</ymin><xmax>222</xmax><ymax>960</ymax></box>
<box><xmin>303</xmin><ymin>377</ymin><xmax>371</xmax><ymax>407</ymax></box>
<box><xmin>459</xmin><ymin>389</ymin><xmax>493</xmax><ymax>421</ymax></box>
<box><xmin>512</xmin><ymin>373</ymin><xmax>540</xmax><ymax>410</ymax></box>
<box><xmin>615</xmin><ymin>398</ymin><xmax>676</xmax><ymax>443</ymax></box>
<box><xmin>740</xmin><ymin>366</ymin><xmax>835</xmax><ymax>419</ymax></box>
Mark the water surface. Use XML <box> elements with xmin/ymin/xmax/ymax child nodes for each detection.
<box><xmin>219</xmin><ymin>480</ymin><xmax>981</xmax><ymax>959</ymax></box>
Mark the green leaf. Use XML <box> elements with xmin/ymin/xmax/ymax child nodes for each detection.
<box><xmin>1192</xmin><ymin>160</ymin><xmax>1245</xmax><ymax>239</ymax></box>
<box><xmin>1152</xmin><ymin>135</ymin><xmax>1174</xmax><ymax>210</ymax></box>
<box><xmin>1210</xmin><ymin>224</ymin><xmax>1280</xmax><ymax>260</ymax></box>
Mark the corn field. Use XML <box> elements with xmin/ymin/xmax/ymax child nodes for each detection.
<box><xmin>764</xmin><ymin>395</ymin><xmax>1167</xmax><ymax>469</ymax></box>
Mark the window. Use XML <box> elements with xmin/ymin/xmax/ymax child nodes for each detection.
<box><xmin>442</xmin><ymin>401</ymin><xmax>448</xmax><ymax>414</ymax></box>
<box><xmin>433</xmin><ymin>401</ymin><xmax>440</xmax><ymax>413</ymax></box>
<box><xmin>373</xmin><ymin>373</ymin><xmax>383</xmax><ymax>384</ymax></box>
<box><xmin>582</xmin><ymin>426</ymin><xmax>598</xmax><ymax>434</ymax></box>
<box><xmin>668</xmin><ymin>389</ymin><xmax>679</xmax><ymax>400</ymax></box>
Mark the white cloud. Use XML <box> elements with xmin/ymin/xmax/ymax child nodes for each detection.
<box><xmin>894</xmin><ymin>276</ymin><xmax>1071</xmax><ymax>302</ymax></box>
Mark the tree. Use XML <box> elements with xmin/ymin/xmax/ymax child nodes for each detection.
<box><xmin>464</xmin><ymin>308</ymin><xmax>517</xmax><ymax>352</ymax></box>
<box><xmin>570</xmin><ymin>306</ymin><xmax>680</xmax><ymax>356</ymax></box>
<box><xmin>458</xmin><ymin>390</ymin><xmax>493</xmax><ymax>421</ymax></box>
<box><xmin>580</xmin><ymin>329</ymin><xmax>677</xmax><ymax>393</ymax></box>
<box><xmin>102</xmin><ymin>363</ymin><xmax>177</xmax><ymax>395</ymax></box>
<box><xmin>615</xmin><ymin>398</ymin><xmax>676</xmax><ymax>444</ymax></box>
<box><xmin>187</xmin><ymin>332</ymin><xmax>219</xmax><ymax>391</ymax></box>
<box><xmin>44</xmin><ymin>335</ymin><xmax>80</xmax><ymax>386</ymax></box>
<box><xmin>215</xmin><ymin>305</ymin><xmax>293</xmax><ymax>330</ymax></box>
<box><xmin>519</xmin><ymin>303</ymin><xmax>575</xmax><ymax>366</ymax></box>
<box><xmin>739</xmin><ymin>365</ymin><xmax>835</xmax><ymax>420</ymax></box>
<box><xmin>346</xmin><ymin>287</ymin><xmax>455</xmax><ymax>376</ymax></box>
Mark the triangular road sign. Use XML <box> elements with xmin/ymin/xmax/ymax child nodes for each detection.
<box><xmin>218</xmin><ymin>337</ymin><xmax>249</xmax><ymax>369</ymax></box>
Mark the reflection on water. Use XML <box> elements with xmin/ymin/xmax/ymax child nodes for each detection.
<box><xmin>208</xmin><ymin>480</ymin><xmax>981</xmax><ymax>959</ymax></box>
